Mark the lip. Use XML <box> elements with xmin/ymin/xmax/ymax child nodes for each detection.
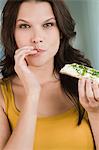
<box><xmin>33</xmin><ymin>48</ymin><xmax>46</xmax><ymax>57</ymax></box>
<box><xmin>33</xmin><ymin>48</ymin><xmax>46</xmax><ymax>52</ymax></box>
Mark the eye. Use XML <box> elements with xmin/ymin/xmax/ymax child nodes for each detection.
<box><xmin>18</xmin><ymin>24</ymin><xmax>30</xmax><ymax>29</ymax></box>
<box><xmin>43</xmin><ymin>22</ymin><xmax>54</xmax><ymax>28</ymax></box>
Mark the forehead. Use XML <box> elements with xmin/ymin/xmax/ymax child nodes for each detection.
<box><xmin>17</xmin><ymin>1</ymin><xmax>55</xmax><ymax>21</ymax></box>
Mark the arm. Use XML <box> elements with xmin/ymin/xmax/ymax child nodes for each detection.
<box><xmin>78</xmin><ymin>78</ymin><xmax>99</xmax><ymax>150</ymax></box>
<box><xmin>88</xmin><ymin>113</ymin><xmax>99</xmax><ymax>150</ymax></box>
<box><xmin>0</xmin><ymin>104</ymin><xmax>11</xmax><ymax>150</ymax></box>
<box><xmin>3</xmin><ymin>94</ymin><xmax>39</xmax><ymax>150</ymax></box>
<box><xmin>0</xmin><ymin>83</ymin><xmax>40</xmax><ymax>150</ymax></box>
<box><xmin>1</xmin><ymin>46</ymin><xmax>41</xmax><ymax>150</ymax></box>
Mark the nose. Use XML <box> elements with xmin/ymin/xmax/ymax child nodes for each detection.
<box><xmin>31</xmin><ymin>30</ymin><xmax>43</xmax><ymax>45</ymax></box>
<box><xmin>32</xmin><ymin>40</ymin><xmax>43</xmax><ymax>44</ymax></box>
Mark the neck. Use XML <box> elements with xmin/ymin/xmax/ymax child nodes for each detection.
<box><xmin>13</xmin><ymin>60</ymin><xmax>60</xmax><ymax>86</ymax></box>
<box><xmin>29</xmin><ymin>60</ymin><xmax>59</xmax><ymax>85</ymax></box>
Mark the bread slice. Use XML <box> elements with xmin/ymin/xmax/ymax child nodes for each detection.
<box><xmin>60</xmin><ymin>63</ymin><xmax>99</xmax><ymax>82</ymax></box>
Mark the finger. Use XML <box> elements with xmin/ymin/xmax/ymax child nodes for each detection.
<box><xmin>86</xmin><ymin>79</ymin><xmax>95</xmax><ymax>104</ymax></box>
<box><xmin>92</xmin><ymin>81</ymin><xmax>99</xmax><ymax>101</ymax></box>
<box><xmin>15</xmin><ymin>46</ymin><xmax>34</xmax><ymax>53</ymax></box>
<box><xmin>78</xmin><ymin>78</ymin><xmax>88</xmax><ymax>104</ymax></box>
<box><xmin>15</xmin><ymin>49</ymin><xmax>37</xmax><ymax>60</ymax></box>
<box><xmin>14</xmin><ymin>51</ymin><xmax>37</xmax><ymax>69</ymax></box>
<box><xmin>15</xmin><ymin>46</ymin><xmax>35</xmax><ymax>56</ymax></box>
<box><xmin>23</xmin><ymin>50</ymin><xmax>38</xmax><ymax>60</ymax></box>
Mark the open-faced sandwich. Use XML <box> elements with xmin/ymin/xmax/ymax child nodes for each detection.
<box><xmin>60</xmin><ymin>63</ymin><xmax>99</xmax><ymax>83</ymax></box>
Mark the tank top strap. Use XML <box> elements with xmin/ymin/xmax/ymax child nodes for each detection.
<box><xmin>0</xmin><ymin>80</ymin><xmax>13</xmax><ymax>115</ymax></box>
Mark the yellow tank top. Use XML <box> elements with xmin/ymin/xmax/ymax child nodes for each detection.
<box><xmin>0</xmin><ymin>80</ymin><xmax>95</xmax><ymax>150</ymax></box>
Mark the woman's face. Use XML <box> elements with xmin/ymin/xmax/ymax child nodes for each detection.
<box><xmin>14</xmin><ymin>1</ymin><xmax>60</xmax><ymax>67</ymax></box>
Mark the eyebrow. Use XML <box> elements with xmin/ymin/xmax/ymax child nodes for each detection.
<box><xmin>16</xmin><ymin>17</ymin><xmax>56</xmax><ymax>23</ymax></box>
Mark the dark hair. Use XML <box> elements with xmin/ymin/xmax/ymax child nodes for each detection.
<box><xmin>0</xmin><ymin>0</ymin><xmax>92</xmax><ymax>124</ymax></box>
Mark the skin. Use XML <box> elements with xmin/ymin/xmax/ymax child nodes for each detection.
<box><xmin>13</xmin><ymin>1</ymin><xmax>70</xmax><ymax>115</ymax></box>
<box><xmin>13</xmin><ymin>1</ymin><xmax>62</xmax><ymax>102</ymax></box>
<box><xmin>78</xmin><ymin>78</ymin><xmax>99</xmax><ymax>149</ymax></box>
<box><xmin>79</xmin><ymin>78</ymin><xmax>99</xmax><ymax>113</ymax></box>
<box><xmin>14</xmin><ymin>1</ymin><xmax>60</xmax><ymax>71</ymax></box>
<box><xmin>0</xmin><ymin>1</ymin><xmax>99</xmax><ymax>149</ymax></box>
<box><xmin>1</xmin><ymin>2</ymin><xmax>69</xmax><ymax>150</ymax></box>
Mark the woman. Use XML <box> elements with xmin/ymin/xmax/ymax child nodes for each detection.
<box><xmin>0</xmin><ymin>0</ymin><xmax>99</xmax><ymax>149</ymax></box>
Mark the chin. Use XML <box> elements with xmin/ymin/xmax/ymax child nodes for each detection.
<box><xmin>26</xmin><ymin>55</ymin><xmax>53</xmax><ymax>68</ymax></box>
<box><xmin>28</xmin><ymin>60</ymin><xmax>47</xmax><ymax>67</ymax></box>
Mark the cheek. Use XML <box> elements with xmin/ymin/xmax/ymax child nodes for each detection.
<box><xmin>49</xmin><ymin>31</ymin><xmax>60</xmax><ymax>53</ymax></box>
<box><xmin>14</xmin><ymin>31</ymin><xmax>22</xmax><ymax>48</ymax></box>
<box><xmin>14</xmin><ymin>31</ymin><xmax>29</xmax><ymax>48</ymax></box>
<box><xmin>47</xmin><ymin>39</ymin><xmax>60</xmax><ymax>60</ymax></box>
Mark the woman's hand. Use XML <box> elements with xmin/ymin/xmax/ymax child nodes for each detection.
<box><xmin>78</xmin><ymin>78</ymin><xmax>99</xmax><ymax>115</ymax></box>
<box><xmin>78</xmin><ymin>78</ymin><xmax>99</xmax><ymax>149</ymax></box>
<box><xmin>14</xmin><ymin>46</ymin><xmax>41</xmax><ymax>96</ymax></box>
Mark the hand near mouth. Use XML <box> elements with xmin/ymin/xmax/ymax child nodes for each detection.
<box><xmin>14</xmin><ymin>46</ymin><xmax>41</xmax><ymax>96</ymax></box>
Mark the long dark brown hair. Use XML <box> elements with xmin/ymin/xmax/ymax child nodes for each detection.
<box><xmin>0</xmin><ymin>0</ymin><xmax>92</xmax><ymax>124</ymax></box>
